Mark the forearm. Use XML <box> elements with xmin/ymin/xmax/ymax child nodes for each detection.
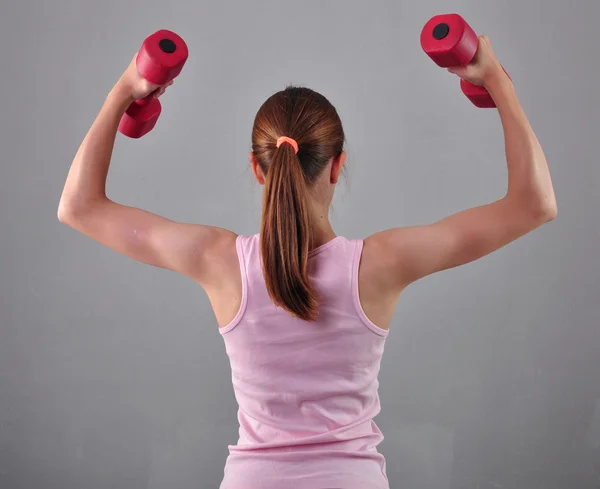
<box><xmin>59</xmin><ymin>85</ymin><xmax>133</xmax><ymax>213</ymax></box>
<box><xmin>486</xmin><ymin>72</ymin><xmax>556</xmax><ymax>215</ymax></box>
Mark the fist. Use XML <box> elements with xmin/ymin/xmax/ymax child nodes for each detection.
<box><xmin>447</xmin><ymin>36</ymin><xmax>503</xmax><ymax>87</ymax></box>
<box><xmin>117</xmin><ymin>54</ymin><xmax>174</xmax><ymax>101</ymax></box>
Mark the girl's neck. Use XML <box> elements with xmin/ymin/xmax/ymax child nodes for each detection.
<box><xmin>309</xmin><ymin>208</ymin><xmax>336</xmax><ymax>249</ymax></box>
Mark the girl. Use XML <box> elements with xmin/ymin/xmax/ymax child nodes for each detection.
<box><xmin>58</xmin><ymin>35</ymin><xmax>556</xmax><ymax>489</ymax></box>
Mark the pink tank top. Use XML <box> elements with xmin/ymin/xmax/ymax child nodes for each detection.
<box><xmin>219</xmin><ymin>234</ymin><xmax>390</xmax><ymax>489</ymax></box>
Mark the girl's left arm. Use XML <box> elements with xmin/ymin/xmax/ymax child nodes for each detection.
<box><xmin>58</xmin><ymin>57</ymin><xmax>236</xmax><ymax>286</ymax></box>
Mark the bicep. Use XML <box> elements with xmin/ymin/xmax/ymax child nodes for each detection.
<box><xmin>370</xmin><ymin>197</ymin><xmax>545</xmax><ymax>288</ymax></box>
<box><xmin>60</xmin><ymin>198</ymin><xmax>235</xmax><ymax>281</ymax></box>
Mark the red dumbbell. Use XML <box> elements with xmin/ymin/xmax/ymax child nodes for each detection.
<box><xmin>118</xmin><ymin>30</ymin><xmax>189</xmax><ymax>138</ymax></box>
<box><xmin>420</xmin><ymin>14</ymin><xmax>507</xmax><ymax>108</ymax></box>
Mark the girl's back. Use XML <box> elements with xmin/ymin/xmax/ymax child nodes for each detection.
<box><xmin>220</xmin><ymin>234</ymin><xmax>389</xmax><ymax>489</ymax></box>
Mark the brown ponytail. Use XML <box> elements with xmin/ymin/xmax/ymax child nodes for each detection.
<box><xmin>252</xmin><ymin>86</ymin><xmax>345</xmax><ymax>321</ymax></box>
<box><xmin>261</xmin><ymin>141</ymin><xmax>317</xmax><ymax>320</ymax></box>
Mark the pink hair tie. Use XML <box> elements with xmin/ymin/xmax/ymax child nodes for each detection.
<box><xmin>276</xmin><ymin>136</ymin><xmax>299</xmax><ymax>154</ymax></box>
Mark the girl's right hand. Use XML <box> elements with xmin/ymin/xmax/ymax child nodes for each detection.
<box><xmin>447</xmin><ymin>35</ymin><xmax>504</xmax><ymax>87</ymax></box>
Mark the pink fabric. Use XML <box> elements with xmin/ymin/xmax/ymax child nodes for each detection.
<box><xmin>219</xmin><ymin>234</ymin><xmax>390</xmax><ymax>489</ymax></box>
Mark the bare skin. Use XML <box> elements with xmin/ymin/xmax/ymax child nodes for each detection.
<box><xmin>58</xmin><ymin>37</ymin><xmax>557</xmax><ymax>330</ymax></box>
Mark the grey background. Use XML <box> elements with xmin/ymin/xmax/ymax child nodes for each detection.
<box><xmin>1</xmin><ymin>0</ymin><xmax>598</xmax><ymax>488</ymax></box>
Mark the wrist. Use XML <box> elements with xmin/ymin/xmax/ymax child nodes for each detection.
<box><xmin>484</xmin><ymin>66</ymin><xmax>512</xmax><ymax>94</ymax></box>
<box><xmin>108</xmin><ymin>80</ymin><xmax>135</xmax><ymax>108</ymax></box>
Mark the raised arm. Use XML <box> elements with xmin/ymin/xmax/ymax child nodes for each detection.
<box><xmin>366</xmin><ymin>36</ymin><xmax>557</xmax><ymax>291</ymax></box>
<box><xmin>58</xmin><ymin>55</ymin><xmax>236</xmax><ymax>285</ymax></box>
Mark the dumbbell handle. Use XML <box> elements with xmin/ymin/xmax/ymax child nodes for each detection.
<box><xmin>130</xmin><ymin>93</ymin><xmax>156</xmax><ymax>109</ymax></box>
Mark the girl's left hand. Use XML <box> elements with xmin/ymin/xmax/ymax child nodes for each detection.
<box><xmin>115</xmin><ymin>53</ymin><xmax>174</xmax><ymax>101</ymax></box>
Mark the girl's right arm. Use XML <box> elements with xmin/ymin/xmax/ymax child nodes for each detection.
<box><xmin>366</xmin><ymin>36</ymin><xmax>557</xmax><ymax>294</ymax></box>
<box><xmin>58</xmin><ymin>56</ymin><xmax>238</xmax><ymax>288</ymax></box>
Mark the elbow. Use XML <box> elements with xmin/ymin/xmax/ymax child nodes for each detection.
<box><xmin>529</xmin><ymin>194</ymin><xmax>558</xmax><ymax>225</ymax></box>
<box><xmin>57</xmin><ymin>198</ymin><xmax>98</xmax><ymax>227</ymax></box>
<box><xmin>57</xmin><ymin>201</ymin><xmax>78</xmax><ymax>226</ymax></box>
<box><xmin>507</xmin><ymin>187</ymin><xmax>557</xmax><ymax>225</ymax></box>
<box><xmin>543</xmin><ymin>200</ymin><xmax>558</xmax><ymax>222</ymax></box>
<box><xmin>504</xmin><ymin>193</ymin><xmax>557</xmax><ymax>232</ymax></box>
